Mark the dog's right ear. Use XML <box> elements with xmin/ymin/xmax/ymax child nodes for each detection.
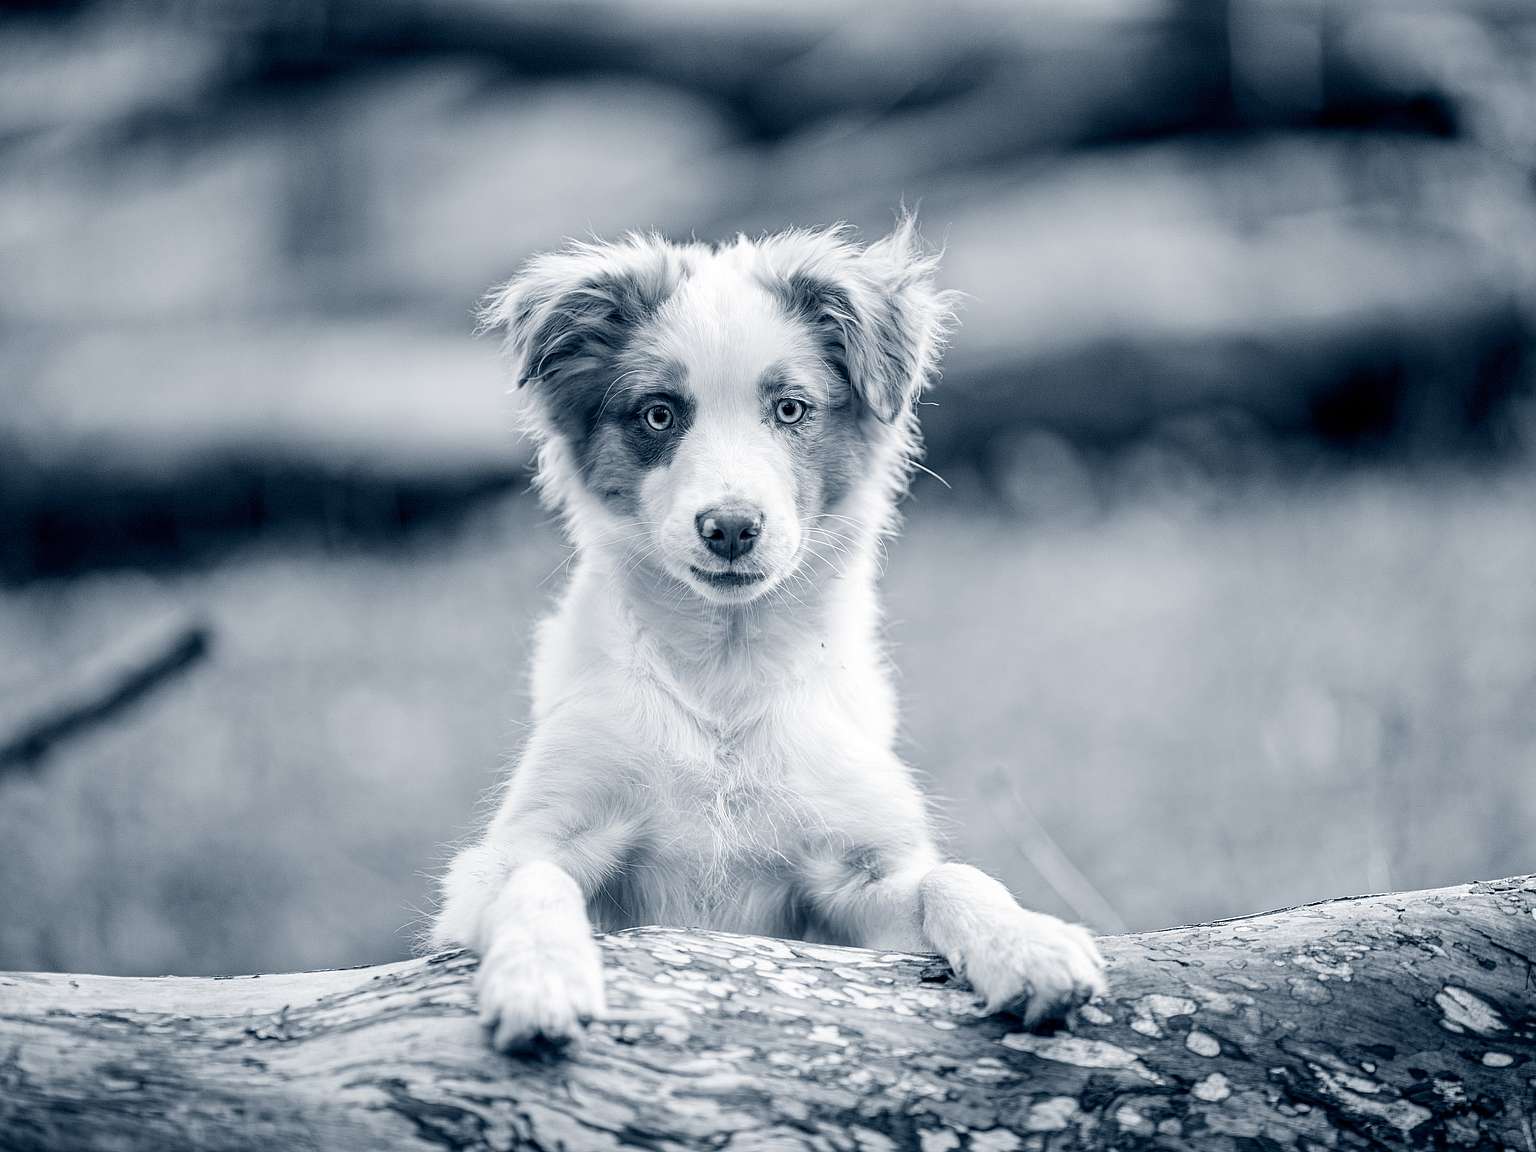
<box><xmin>478</xmin><ymin>236</ymin><xmax>686</xmax><ymax>400</ymax></box>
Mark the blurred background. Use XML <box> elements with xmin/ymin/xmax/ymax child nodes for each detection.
<box><xmin>3</xmin><ymin>0</ymin><xmax>1534</xmax><ymax>977</ymax></box>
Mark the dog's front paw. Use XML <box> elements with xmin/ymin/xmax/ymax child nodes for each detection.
<box><xmin>958</xmin><ymin>908</ymin><xmax>1107</xmax><ymax>1028</ymax></box>
<box><xmin>475</xmin><ymin>930</ymin><xmax>607</xmax><ymax>1052</ymax></box>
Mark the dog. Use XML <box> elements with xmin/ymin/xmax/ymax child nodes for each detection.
<box><xmin>430</xmin><ymin>216</ymin><xmax>1108</xmax><ymax>1051</ymax></box>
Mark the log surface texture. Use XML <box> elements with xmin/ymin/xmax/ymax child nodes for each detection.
<box><xmin>2</xmin><ymin>875</ymin><xmax>1533</xmax><ymax>1151</ymax></box>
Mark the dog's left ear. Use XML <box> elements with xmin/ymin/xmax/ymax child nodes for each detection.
<box><xmin>770</xmin><ymin>216</ymin><xmax>958</xmax><ymax>424</ymax></box>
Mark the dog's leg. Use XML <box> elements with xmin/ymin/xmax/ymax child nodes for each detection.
<box><xmin>434</xmin><ymin>825</ymin><xmax>622</xmax><ymax>1052</ymax></box>
<box><xmin>918</xmin><ymin>862</ymin><xmax>1106</xmax><ymax>1026</ymax></box>
<box><xmin>814</xmin><ymin>851</ymin><xmax>1107</xmax><ymax>1026</ymax></box>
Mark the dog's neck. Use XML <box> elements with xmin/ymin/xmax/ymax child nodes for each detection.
<box><xmin>573</xmin><ymin>543</ymin><xmax>885</xmax><ymax>725</ymax></box>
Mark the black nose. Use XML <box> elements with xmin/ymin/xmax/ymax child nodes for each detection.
<box><xmin>696</xmin><ymin>507</ymin><xmax>762</xmax><ymax>560</ymax></box>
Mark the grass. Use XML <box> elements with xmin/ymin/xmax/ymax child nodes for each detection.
<box><xmin>889</xmin><ymin>463</ymin><xmax>1536</xmax><ymax>932</ymax></box>
<box><xmin>1</xmin><ymin>461</ymin><xmax>1533</xmax><ymax>975</ymax></box>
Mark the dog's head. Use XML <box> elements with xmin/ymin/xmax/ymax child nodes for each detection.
<box><xmin>483</xmin><ymin>218</ymin><xmax>956</xmax><ymax>604</ymax></box>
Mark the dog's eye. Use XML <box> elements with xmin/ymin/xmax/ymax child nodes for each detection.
<box><xmin>775</xmin><ymin>398</ymin><xmax>808</xmax><ymax>426</ymax></box>
<box><xmin>643</xmin><ymin>404</ymin><xmax>674</xmax><ymax>432</ymax></box>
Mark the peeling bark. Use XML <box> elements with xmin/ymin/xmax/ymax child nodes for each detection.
<box><xmin>1</xmin><ymin>875</ymin><xmax>1533</xmax><ymax>1151</ymax></box>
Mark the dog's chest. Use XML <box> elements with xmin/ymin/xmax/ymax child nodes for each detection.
<box><xmin>589</xmin><ymin>718</ymin><xmax>833</xmax><ymax>938</ymax></box>
<box><xmin>576</xmin><ymin>632</ymin><xmax>882</xmax><ymax>940</ymax></box>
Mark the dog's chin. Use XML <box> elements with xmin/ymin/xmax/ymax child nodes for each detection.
<box><xmin>679</xmin><ymin>563</ymin><xmax>782</xmax><ymax>605</ymax></box>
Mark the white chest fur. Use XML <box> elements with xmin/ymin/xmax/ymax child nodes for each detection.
<box><xmin>531</xmin><ymin>563</ymin><xmax>903</xmax><ymax>939</ymax></box>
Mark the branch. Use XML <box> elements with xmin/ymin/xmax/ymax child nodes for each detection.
<box><xmin>0</xmin><ymin>612</ymin><xmax>210</xmax><ymax>774</ymax></box>
<box><xmin>2</xmin><ymin>876</ymin><xmax>1532</xmax><ymax>1150</ymax></box>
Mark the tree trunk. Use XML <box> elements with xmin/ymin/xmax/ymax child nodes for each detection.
<box><xmin>2</xmin><ymin>875</ymin><xmax>1533</xmax><ymax>1151</ymax></box>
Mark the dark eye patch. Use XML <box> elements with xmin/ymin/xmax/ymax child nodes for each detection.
<box><xmin>580</xmin><ymin>369</ymin><xmax>693</xmax><ymax>514</ymax></box>
<box><xmin>517</xmin><ymin>259</ymin><xmax>689</xmax><ymax>456</ymax></box>
<box><xmin>756</xmin><ymin>362</ymin><xmax>867</xmax><ymax>514</ymax></box>
<box><xmin>616</xmin><ymin>390</ymin><xmax>692</xmax><ymax>465</ymax></box>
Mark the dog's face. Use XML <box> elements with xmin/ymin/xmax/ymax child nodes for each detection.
<box><xmin>599</xmin><ymin>268</ymin><xmax>856</xmax><ymax>603</ymax></box>
<box><xmin>485</xmin><ymin>221</ymin><xmax>953</xmax><ymax>605</ymax></box>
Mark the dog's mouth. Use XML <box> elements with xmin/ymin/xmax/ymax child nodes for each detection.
<box><xmin>688</xmin><ymin>566</ymin><xmax>767</xmax><ymax>589</ymax></box>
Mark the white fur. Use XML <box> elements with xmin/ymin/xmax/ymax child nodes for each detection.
<box><xmin>432</xmin><ymin>219</ymin><xmax>1107</xmax><ymax>1050</ymax></box>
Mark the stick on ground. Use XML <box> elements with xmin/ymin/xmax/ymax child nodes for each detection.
<box><xmin>0</xmin><ymin>612</ymin><xmax>210</xmax><ymax>773</ymax></box>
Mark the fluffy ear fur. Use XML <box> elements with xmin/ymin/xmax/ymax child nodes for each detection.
<box><xmin>763</xmin><ymin>215</ymin><xmax>958</xmax><ymax>424</ymax></box>
<box><xmin>478</xmin><ymin>234</ymin><xmax>690</xmax><ymax>417</ymax></box>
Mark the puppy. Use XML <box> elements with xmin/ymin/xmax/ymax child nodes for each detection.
<box><xmin>431</xmin><ymin>217</ymin><xmax>1107</xmax><ymax>1051</ymax></box>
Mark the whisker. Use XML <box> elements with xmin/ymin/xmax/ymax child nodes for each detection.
<box><xmin>910</xmin><ymin>461</ymin><xmax>951</xmax><ymax>489</ymax></box>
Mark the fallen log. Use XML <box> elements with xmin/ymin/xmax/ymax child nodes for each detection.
<box><xmin>1</xmin><ymin>875</ymin><xmax>1532</xmax><ymax>1151</ymax></box>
